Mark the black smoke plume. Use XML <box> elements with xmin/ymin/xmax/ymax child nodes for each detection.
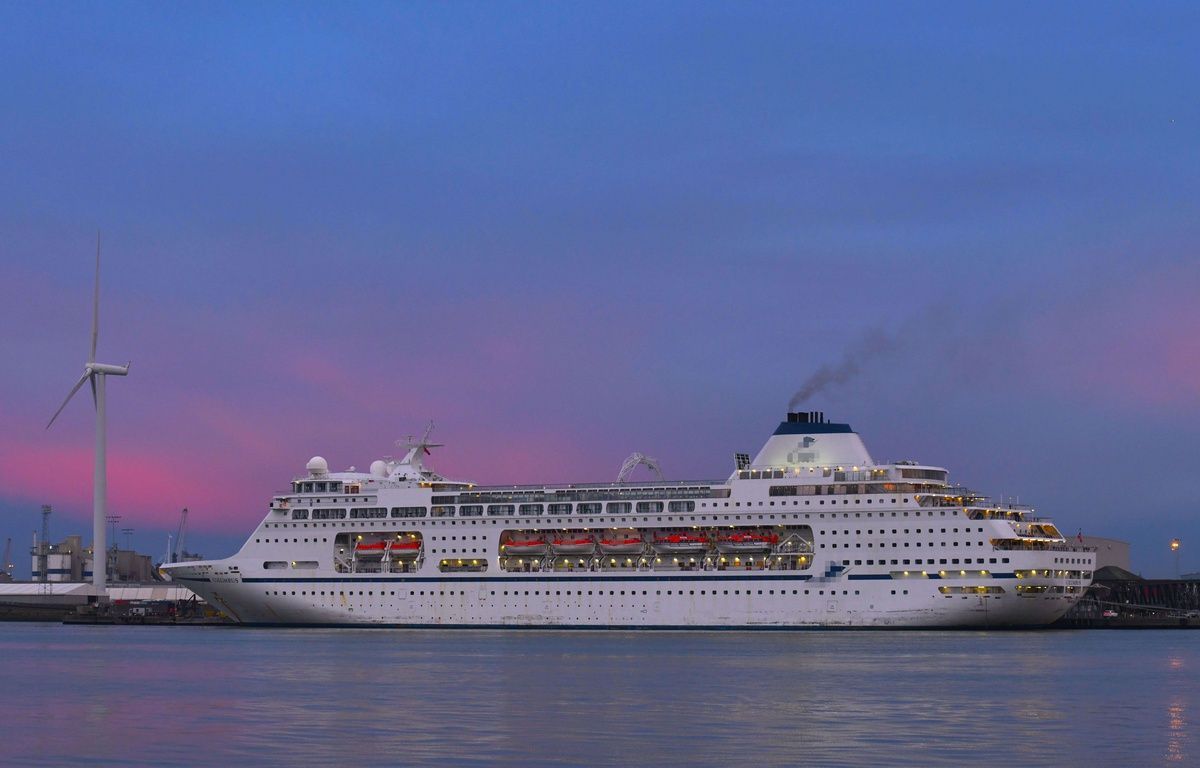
<box><xmin>787</xmin><ymin>329</ymin><xmax>895</xmax><ymax>411</ymax></box>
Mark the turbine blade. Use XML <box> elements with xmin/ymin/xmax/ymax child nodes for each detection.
<box><xmin>90</xmin><ymin>232</ymin><xmax>100</xmax><ymax>364</ymax></box>
<box><xmin>89</xmin><ymin>374</ymin><xmax>97</xmax><ymax>407</ymax></box>
<box><xmin>46</xmin><ymin>372</ymin><xmax>91</xmax><ymax>429</ymax></box>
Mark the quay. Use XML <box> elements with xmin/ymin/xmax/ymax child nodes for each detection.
<box><xmin>0</xmin><ymin>582</ymin><xmax>230</xmax><ymax>625</ymax></box>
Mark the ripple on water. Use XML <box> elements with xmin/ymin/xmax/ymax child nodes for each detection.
<box><xmin>0</xmin><ymin>625</ymin><xmax>1194</xmax><ymax>767</ymax></box>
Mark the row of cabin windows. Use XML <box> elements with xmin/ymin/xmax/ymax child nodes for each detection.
<box><xmin>823</xmin><ymin>541</ymin><xmax>986</xmax><ymax>549</ymax></box>
<box><xmin>294</xmin><ymin>481</ymin><xmax>345</xmax><ymax>494</ymax></box>
<box><xmin>469</xmin><ymin>501</ymin><xmax>686</xmax><ymax>516</ymax></box>
<box><xmin>303</xmin><ymin>507</ymin><xmax>429</xmax><ymax>520</ymax></box>
<box><xmin>295</xmin><ymin>501</ymin><xmax>692</xmax><ymax>521</ymax></box>
<box><xmin>824</xmin><ymin>527</ymin><xmax>983</xmax><ymax>534</ymax></box>
<box><xmin>740</xmin><ymin>469</ymin><xmax>939</xmax><ymax>484</ymax></box>
<box><xmin>768</xmin><ymin>483</ymin><xmax>927</xmax><ymax>496</ymax></box>
<box><xmin>276</xmin><ymin>508</ymin><xmax>966</xmax><ymax>529</ymax></box>
<box><xmin>266</xmin><ymin>588</ymin><xmax>882</xmax><ymax>598</ymax></box>
<box><xmin>841</xmin><ymin>557</ymin><xmax>1010</xmax><ymax>565</ymax></box>
<box><xmin>288</xmin><ymin>498</ymin><xmax>968</xmax><ymax>521</ymax></box>
<box><xmin>424</xmin><ymin>490</ymin><xmax>937</xmax><ymax>511</ymax></box>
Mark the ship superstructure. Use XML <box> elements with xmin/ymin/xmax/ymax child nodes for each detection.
<box><xmin>163</xmin><ymin>412</ymin><xmax>1094</xmax><ymax>627</ymax></box>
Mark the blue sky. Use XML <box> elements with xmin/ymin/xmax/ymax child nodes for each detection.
<box><xmin>1</xmin><ymin>3</ymin><xmax>1197</xmax><ymax>577</ymax></box>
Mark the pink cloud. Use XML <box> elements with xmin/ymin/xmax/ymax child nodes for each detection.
<box><xmin>1026</xmin><ymin>261</ymin><xmax>1200</xmax><ymax>408</ymax></box>
<box><xmin>0</xmin><ymin>440</ymin><xmax>250</xmax><ymax>532</ymax></box>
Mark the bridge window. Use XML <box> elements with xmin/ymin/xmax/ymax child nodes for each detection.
<box><xmin>312</xmin><ymin>508</ymin><xmax>347</xmax><ymax>520</ymax></box>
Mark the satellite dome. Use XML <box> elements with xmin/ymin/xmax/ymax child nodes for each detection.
<box><xmin>369</xmin><ymin>460</ymin><xmax>388</xmax><ymax>477</ymax></box>
<box><xmin>306</xmin><ymin>456</ymin><xmax>329</xmax><ymax>476</ymax></box>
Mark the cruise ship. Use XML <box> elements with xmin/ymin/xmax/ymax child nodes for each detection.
<box><xmin>162</xmin><ymin>412</ymin><xmax>1094</xmax><ymax>628</ymax></box>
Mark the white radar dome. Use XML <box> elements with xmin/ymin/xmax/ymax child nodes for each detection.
<box><xmin>369</xmin><ymin>460</ymin><xmax>388</xmax><ymax>477</ymax></box>
<box><xmin>306</xmin><ymin>456</ymin><xmax>329</xmax><ymax>476</ymax></box>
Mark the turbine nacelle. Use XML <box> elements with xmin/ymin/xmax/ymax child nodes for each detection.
<box><xmin>87</xmin><ymin>362</ymin><xmax>130</xmax><ymax>376</ymax></box>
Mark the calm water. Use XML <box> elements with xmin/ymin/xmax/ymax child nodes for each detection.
<box><xmin>0</xmin><ymin>624</ymin><xmax>1193</xmax><ymax>767</ymax></box>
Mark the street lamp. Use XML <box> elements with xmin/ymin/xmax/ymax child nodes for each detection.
<box><xmin>1170</xmin><ymin>539</ymin><xmax>1181</xmax><ymax>579</ymax></box>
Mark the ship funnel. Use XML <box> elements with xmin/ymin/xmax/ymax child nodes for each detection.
<box><xmin>785</xmin><ymin>411</ymin><xmax>827</xmax><ymax>424</ymax></box>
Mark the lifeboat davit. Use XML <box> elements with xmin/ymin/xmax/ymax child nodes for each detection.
<box><xmin>598</xmin><ymin>536</ymin><xmax>645</xmax><ymax>555</ymax></box>
<box><xmin>551</xmin><ymin>536</ymin><xmax>596</xmax><ymax>555</ymax></box>
<box><xmin>503</xmin><ymin>538</ymin><xmax>549</xmax><ymax>556</ymax></box>
<box><xmin>652</xmin><ymin>533</ymin><xmax>710</xmax><ymax>554</ymax></box>
<box><xmin>715</xmin><ymin>532</ymin><xmax>778</xmax><ymax>554</ymax></box>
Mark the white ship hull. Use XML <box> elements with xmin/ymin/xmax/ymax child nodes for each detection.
<box><xmin>164</xmin><ymin>411</ymin><xmax>1095</xmax><ymax>629</ymax></box>
<box><xmin>173</xmin><ymin>568</ymin><xmax>1082</xmax><ymax>628</ymax></box>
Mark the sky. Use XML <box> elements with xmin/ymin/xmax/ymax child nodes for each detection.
<box><xmin>0</xmin><ymin>3</ymin><xmax>1196</xmax><ymax>578</ymax></box>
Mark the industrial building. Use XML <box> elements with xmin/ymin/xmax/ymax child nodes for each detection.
<box><xmin>31</xmin><ymin>535</ymin><xmax>156</xmax><ymax>583</ymax></box>
<box><xmin>1081</xmin><ymin>535</ymin><xmax>1131</xmax><ymax>572</ymax></box>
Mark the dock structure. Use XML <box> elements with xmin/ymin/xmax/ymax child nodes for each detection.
<box><xmin>0</xmin><ymin>582</ymin><xmax>227</xmax><ymax>624</ymax></box>
<box><xmin>1058</xmin><ymin>567</ymin><xmax>1200</xmax><ymax>628</ymax></box>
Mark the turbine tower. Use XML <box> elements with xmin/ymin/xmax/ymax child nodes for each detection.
<box><xmin>45</xmin><ymin>234</ymin><xmax>129</xmax><ymax>594</ymax></box>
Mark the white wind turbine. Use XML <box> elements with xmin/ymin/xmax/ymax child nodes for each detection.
<box><xmin>46</xmin><ymin>234</ymin><xmax>130</xmax><ymax>594</ymax></box>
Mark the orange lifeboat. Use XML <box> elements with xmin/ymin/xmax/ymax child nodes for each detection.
<box><xmin>716</xmin><ymin>532</ymin><xmax>778</xmax><ymax>554</ymax></box>
<box><xmin>550</xmin><ymin>535</ymin><xmax>596</xmax><ymax>555</ymax></box>
<box><xmin>503</xmin><ymin>537</ymin><xmax>549</xmax><ymax>556</ymax></box>
<box><xmin>652</xmin><ymin>533</ymin><xmax>709</xmax><ymax>554</ymax></box>
<box><xmin>354</xmin><ymin>541</ymin><xmax>388</xmax><ymax>557</ymax></box>
<box><xmin>390</xmin><ymin>539</ymin><xmax>422</xmax><ymax>557</ymax></box>
<box><xmin>598</xmin><ymin>536</ymin><xmax>645</xmax><ymax>555</ymax></box>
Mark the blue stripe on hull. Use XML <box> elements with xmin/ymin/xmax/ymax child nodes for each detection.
<box><xmin>177</xmin><ymin>572</ymin><xmax>1018</xmax><ymax>585</ymax></box>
